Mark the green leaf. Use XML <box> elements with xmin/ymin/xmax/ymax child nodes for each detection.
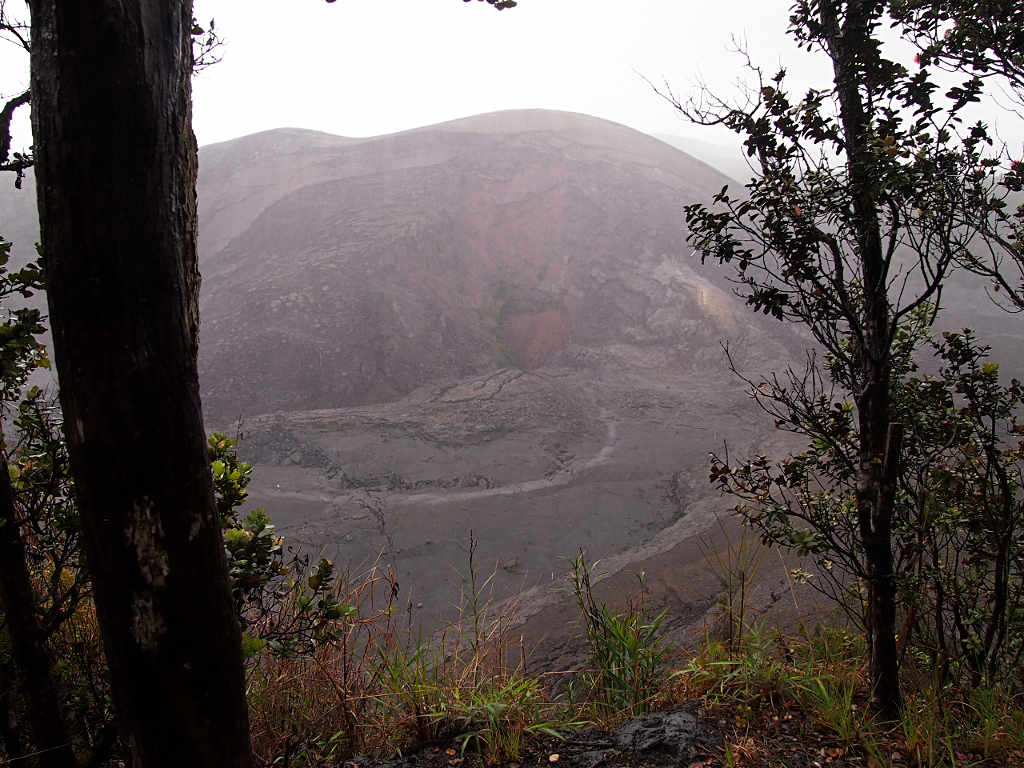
<box><xmin>241</xmin><ymin>633</ymin><xmax>267</xmax><ymax>659</ymax></box>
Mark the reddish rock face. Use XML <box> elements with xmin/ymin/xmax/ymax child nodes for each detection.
<box><xmin>500</xmin><ymin>308</ymin><xmax>571</xmax><ymax>369</ymax></box>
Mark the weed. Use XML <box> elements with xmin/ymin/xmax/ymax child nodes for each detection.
<box><xmin>674</xmin><ymin>625</ymin><xmax>790</xmax><ymax>714</ymax></box>
<box><xmin>698</xmin><ymin>516</ymin><xmax>767</xmax><ymax>651</ymax></box>
<box><xmin>437</xmin><ymin>674</ymin><xmax>583</xmax><ymax>764</ymax></box>
<box><xmin>900</xmin><ymin>692</ymin><xmax>958</xmax><ymax>768</ymax></box>
<box><xmin>570</xmin><ymin>552</ymin><xmax>667</xmax><ymax>717</ymax></box>
<box><xmin>368</xmin><ymin>533</ymin><xmax>584</xmax><ymax>763</ymax></box>
<box><xmin>373</xmin><ymin>632</ymin><xmax>452</xmax><ymax>745</ymax></box>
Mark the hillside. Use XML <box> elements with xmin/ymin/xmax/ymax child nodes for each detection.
<box><xmin>195</xmin><ymin>110</ymin><xmax>794</xmax><ymax>419</ymax></box>
<box><xmin>185</xmin><ymin>111</ymin><xmax>817</xmax><ymax>635</ymax></box>
<box><xmin>3</xmin><ymin>109</ymin><xmax>1018</xmax><ymax>640</ymax></box>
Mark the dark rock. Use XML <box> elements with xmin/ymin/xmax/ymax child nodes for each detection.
<box><xmin>612</xmin><ymin>709</ymin><xmax>698</xmax><ymax>766</ymax></box>
<box><xmin>574</xmin><ymin>750</ymin><xmax>609</xmax><ymax>768</ymax></box>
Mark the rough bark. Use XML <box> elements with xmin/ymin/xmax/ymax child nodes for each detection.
<box><xmin>0</xmin><ymin>436</ymin><xmax>78</xmax><ymax>768</ymax></box>
<box><xmin>28</xmin><ymin>3</ymin><xmax>253</xmax><ymax>767</ymax></box>
<box><xmin>820</xmin><ymin>0</ymin><xmax>902</xmax><ymax>719</ymax></box>
<box><xmin>0</xmin><ymin>659</ymin><xmax>25</xmax><ymax>763</ymax></box>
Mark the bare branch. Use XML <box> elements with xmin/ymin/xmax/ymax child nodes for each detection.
<box><xmin>0</xmin><ymin>0</ymin><xmax>31</xmax><ymax>52</ymax></box>
<box><xmin>0</xmin><ymin>89</ymin><xmax>30</xmax><ymax>187</ymax></box>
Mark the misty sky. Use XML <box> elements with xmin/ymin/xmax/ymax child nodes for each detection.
<box><xmin>185</xmin><ymin>0</ymin><xmax>803</xmax><ymax>147</ymax></box>
<box><xmin>1</xmin><ymin>1</ymin><xmax>1022</xmax><ymax>156</ymax></box>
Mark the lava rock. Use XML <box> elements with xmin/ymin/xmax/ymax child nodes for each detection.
<box><xmin>612</xmin><ymin>709</ymin><xmax>697</xmax><ymax>766</ymax></box>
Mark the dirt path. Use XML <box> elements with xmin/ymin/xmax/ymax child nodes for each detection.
<box><xmin>265</xmin><ymin>409</ymin><xmax>619</xmax><ymax>508</ymax></box>
<box><xmin>392</xmin><ymin>411</ymin><xmax>618</xmax><ymax>507</ymax></box>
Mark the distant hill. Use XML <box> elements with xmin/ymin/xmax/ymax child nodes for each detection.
<box><xmin>195</xmin><ymin>110</ymin><xmax>794</xmax><ymax>419</ymax></box>
<box><xmin>6</xmin><ymin>110</ymin><xmax>1014</xmax><ymax>421</ymax></box>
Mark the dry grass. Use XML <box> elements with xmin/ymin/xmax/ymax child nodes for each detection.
<box><xmin>244</xmin><ymin>553</ymin><xmax>587</xmax><ymax>766</ymax></box>
<box><xmin>670</xmin><ymin>624</ymin><xmax>1024</xmax><ymax>768</ymax></box>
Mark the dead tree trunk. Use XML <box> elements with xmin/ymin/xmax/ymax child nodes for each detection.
<box><xmin>28</xmin><ymin>3</ymin><xmax>253</xmax><ymax>766</ymax></box>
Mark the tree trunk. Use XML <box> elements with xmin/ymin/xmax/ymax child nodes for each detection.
<box><xmin>28</xmin><ymin>4</ymin><xmax>253</xmax><ymax>767</ymax></box>
<box><xmin>0</xmin><ymin>658</ymin><xmax>27</xmax><ymax>763</ymax></box>
<box><xmin>820</xmin><ymin>0</ymin><xmax>902</xmax><ymax>719</ymax></box>
<box><xmin>0</xmin><ymin>436</ymin><xmax>78</xmax><ymax>768</ymax></box>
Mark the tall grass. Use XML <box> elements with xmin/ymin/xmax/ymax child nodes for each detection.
<box><xmin>698</xmin><ymin>516</ymin><xmax>767</xmax><ymax>651</ymax></box>
<box><xmin>569</xmin><ymin>552</ymin><xmax>667</xmax><ymax>718</ymax></box>
<box><xmin>246</xmin><ymin>538</ymin><xmax>587</xmax><ymax>766</ymax></box>
<box><xmin>245</xmin><ymin>562</ymin><xmax>401</xmax><ymax>764</ymax></box>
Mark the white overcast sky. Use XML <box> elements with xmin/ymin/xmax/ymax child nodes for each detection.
<box><xmin>186</xmin><ymin>0</ymin><xmax>802</xmax><ymax>147</ymax></box>
<box><xmin>1</xmin><ymin>0</ymin><xmax>1022</xmax><ymax>155</ymax></box>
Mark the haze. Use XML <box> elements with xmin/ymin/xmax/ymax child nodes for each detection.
<box><xmin>2</xmin><ymin>1</ymin><xmax>1020</xmax><ymax>163</ymax></box>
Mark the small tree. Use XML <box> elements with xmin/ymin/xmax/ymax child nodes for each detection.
<box><xmin>710</xmin><ymin>320</ymin><xmax>1024</xmax><ymax>687</ymax></box>
<box><xmin>210</xmin><ymin>433</ymin><xmax>351</xmax><ymax>660</ymax></box>
<box><xmin>675</xmin><ymin>0</ymin><xmax>1003</xmax><ymax>716</ymax></box>
<box><xmin>899</xmin><ymin>331</ymin><xmax>1024</xmax><ymax>684</ymax></box>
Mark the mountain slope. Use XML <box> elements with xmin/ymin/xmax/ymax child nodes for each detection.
<box><xmin>196</xmin><ymin>110</ymin><xmax>790</xmax><ymax>419</ymax></box>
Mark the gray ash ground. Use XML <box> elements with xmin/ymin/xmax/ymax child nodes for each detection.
<box><xmin>216</xmin><ymin>358</ymin><xmax>831</xmax><ymax>660</ymax></box>
<box><xmin>220</xmin><ymin>362</ymin><xmax>768</xmax><ymax>638</ymax></box>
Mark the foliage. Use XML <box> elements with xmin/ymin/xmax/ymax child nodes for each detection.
<box><xmin>8</xmin><ymin>391</ymin><xmax>86</xmax><ymax>642</ymax></box>
<box><xmin>672</xmin><ymin>0</ymin><xmax>1019</xmax><ymax>715</ymax></box>
<box><xmin>674</xmin><ymin>625</ymin><xmax>1024</xmax><ymax>767</ymax></box>
<box><xmin>891</xmin><ymin>1</ymin><xmax>1024</xmax><ymax>95</ymax></box>
<box><xmin>711</xmin><ymin>324</ymin><xmax>1024</xmax><ymax>686</ymax></box>
<box><xmin>209</xmin><ymin>433</ymin><xmax>354</xmax><ymax>659</ymax></box>
<box><xmin>0</xmin><ymin>237</ymin><xmax>47</xmax><ymax>401</ymax></box>
<box><xmin>897</xmin><ymin>331</ymin><xmax>1024</xmax><ymax>684</ymax></box>
<box><xmin>1</xmin><ymin>388</ymin><xmax>116</xmax><ymax>763</ymax></box>
<box><xmin>886</xmin><ymin>0</ymin><xmax>1024</xmax><ymax>310</ymax></box>
<box><xmin>0</xmin><ymin>238</ymin><xmax>115</xmax><ymax>764</ymax></box>
<box><xmin>570</xmin><ymin>552</ymin><xmax>667</xmax><ymax>717</ymax></box>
